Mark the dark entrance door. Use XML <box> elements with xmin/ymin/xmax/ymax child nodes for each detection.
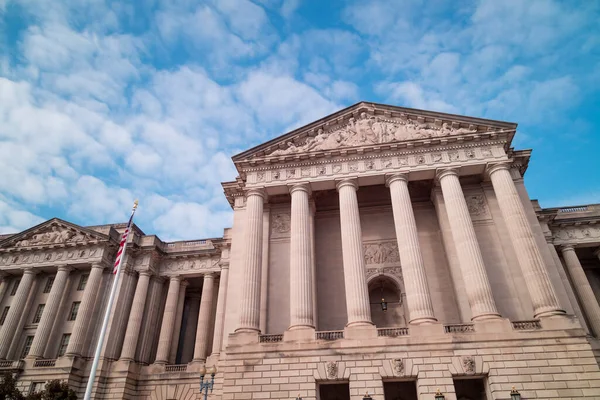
<box><xmin>319</xmin><ymin>383</ymin><xmax>350</xmax><ymax>400</ymax></box>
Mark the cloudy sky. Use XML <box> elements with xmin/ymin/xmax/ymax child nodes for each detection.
<box><xmin>0</xmin><ymin>0</ymin><xmax>599</xmax><ymax>240</ymax></box>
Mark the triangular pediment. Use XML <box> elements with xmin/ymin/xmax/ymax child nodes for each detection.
<box><xmin>233</xmin><ymin>102</ymin><xmax>517</xmax><ymax>163</ymax></box>
<box><xmin>0</xmin><ymin>218</ymin><xmax>110</xmax><ymax>249</ymax></box>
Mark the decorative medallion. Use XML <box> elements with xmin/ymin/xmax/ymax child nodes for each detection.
<box><xmin>465</xmin><ymin>195</ymin><xmax>488</xmax><ymax>217</ymax></box>
<box><xmin>392</xmin><ymin>359</ymin><xmax>404</xmax><ymax>376</ymax></box>
<box><xmin>326</xmin><ymin>362</ymin><xmax>338</xmax><ymax>379</ymax></box>
<box><xmin>272</xmin><ymin>214</ymin><xmax>291</xmax><ymax>234</ymax></box>
<box><xmin>462</xmin><ymin>356</ymin><xmax>475</xmax><ymax>374</ymax></box>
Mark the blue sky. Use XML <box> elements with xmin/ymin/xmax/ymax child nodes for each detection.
<box><xmin>0</xmin><ymin>0</ymin><xmax>599</xmax><ymax>240</ymax></box>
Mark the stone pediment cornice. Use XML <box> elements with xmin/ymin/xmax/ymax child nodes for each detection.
<box><xmin>233</xmin><ymin>102</ymin><xmax>517</xmax><ymax>168</ymax></box>
<box><xmin>0</xmin><ymin>218</ymin><xmax>111</xmax><ymax>252</ymax></box>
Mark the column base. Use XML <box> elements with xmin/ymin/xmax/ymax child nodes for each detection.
<box><xmin>473</xmin><ymin>318</ymin><xmax>513</xmax><ymax>334</ymax></box>
<box><xmin>539</xmin><ymin>314</ymin><xmax>583</xmax><ymax>331</ymax></box>
<box><xmin>186</xmin><ymin>360</ymin><xmax>207</xmax><ymax>373</ymax></box>
<box><xmin>206</xmin><ymin>353</ymin><xmax>221</xmax><ymax>367</ymax></box>
<box><xmin>409</xmin><ymin>322</ymin><xmax>445</xmax><ymax>337</ymax></box>
<box><xmin>344</xmin><ymin>323</ymin><xmax>377</xmax><ymax>340</ymax></box>
<box><xmin>283</xmin><ymin>326</ymin><xmax>315</xmax><ymax>342</ymax></box>
<box><xmin>409</xmin><ymin>316</ymin><xmax>438</xmax><ymax>325</ymax></box>
<box><xmin>534</xmin><ymin>308</ymin><xmax>566</xmax><ymax>319</ymax></box>
<box><xmin>471</xmin><ymin>312</ymin><xmax>502</xmax><ymax>321</ymax></box>
<box><xmin>228</xmin><ymin>330</ymin><xmax>260</xmax><ymax>347</ymax></box>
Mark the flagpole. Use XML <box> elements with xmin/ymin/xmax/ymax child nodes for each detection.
<box><xmin>84</xmin><ymin>200</ymin><xmax>138</xmax><ymax>400</ymax></box>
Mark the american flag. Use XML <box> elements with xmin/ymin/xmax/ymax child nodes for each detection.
<box><xmin>113</xmin><ymin>201</ymin><xmax>138</xmax><ymax>274</ymax></box>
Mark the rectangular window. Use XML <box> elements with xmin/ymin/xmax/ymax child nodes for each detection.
<box><xmin>384</xmin><ymin>381</ymin><xmax>418</xmax><ymax>400</ymax></box>
<box><xmin>10</xmin><ymin>279</ymin><xmax>20</xmax><ymax>296</ymax></box>
<box><xmin>57</xmin><ymin>334</ymin><xmax>70</xmax><ymax>357</ymax></box>
<box><xmin>77</xmin><ymin>274</ymin><xmax>89</xmax><ymax>291</ymax></box>
<box><xmin>67</xmin><ymin>302</ymin><xmax>80</xmax><ymax>321</ymax></box>
<box><xmin>43</xmin><ymin>276</ymin><xmax>55</xmax><ymax>294</ymax></box>
<box><xmin>454</xmin><ymin>377</ymin><xmax>488</xmax><ymax>400</ymax></box>
<box><xmin>30</xmin><ymin>382</ymin><xmax>45</xmax><ymax>394</ymax></box>
<box><xmin>21</xmin><ymin>336</ymin><xmax>34</xmax><ymax>359</ymax></box>
<box><xmin>0</xmin><ymin>306</ymin><xmax>9</xmax><ymax>325</ymax></box>
<box><xmin>32</xmin><ymin>304</ymin><xmax>45</xmax><ymax>324</ymax></box>
<box><xmin>319</xmin><ymin>383</ymin><xmax>350</xmax><ymax>400</ymax></box>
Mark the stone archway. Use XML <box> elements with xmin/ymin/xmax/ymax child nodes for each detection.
<box><xmin>367</xmin><ymin>274</ymin><xmax>406</xmax><ymax>328</ymax></box>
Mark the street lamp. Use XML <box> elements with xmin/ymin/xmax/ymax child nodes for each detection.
<box><xmin>510</xmin><ymin>387</ymin><xmax>521</xmax><ymax>400</ymax></box>
<box><xmin>199</xmin><ymin>365</ymin><xmax>216</xmax><ymax>400</ymax></box>
<box><xmin>363</xmin><ymin>392</ymin><xmax>372</xmax><ymax>400</ymax></box>
<box><xmin>434</xmin><ymin>388</ymin><xmax>445</xmax><ymax>400</ymax></box>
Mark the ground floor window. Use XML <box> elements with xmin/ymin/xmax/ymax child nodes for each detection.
<box><xmin>383</xmin><ymin>381</ymin><xmax>418</xmax><ymax>400</ymax></box>
<box><xmin>453</xmin><ymin>377</ymin><xmax>488</xmax><ymax>400</ymax></box>
<box><xmin>319</xmin><ymin>382</ymin><xmax>350</xmax><ymax>400</ymax></box>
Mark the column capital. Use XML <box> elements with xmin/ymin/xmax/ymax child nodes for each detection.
<box><xmin>203</xmin><ymin>273</ymin><xmax>215</xmax><ymax>280</ymax></box>
<box><xmin>57</xmin><ymin>265</ymin><xmax>73</xmax><ymax>273</ymax></box>
<box><xmin>22</xmin><ymin>267</ymin><xmax>39</xmax><ymax>276</ymax></box>
<box><xmin>91</xmin><ymin>263</ymin><xmax>106</xmax><ymax>270</ymax></box>
<box><xmin>435</xmin><ymin>167</ymin><xmax>459</xmax><ymax>182</ymax></box>
<box><xmin>219</xmin><ymin>260</ymin><xmax>230</xmax><ymax>270</ymax></box>
<box><xmin>560</xmin><ymin>244</ymin><xmax>576</xmax><ymax>252</ymax></box>
<box><xmin>180</xmin><ymin>279</ymin><xmax>190</xmax><ymax>288</ymax></box>
<box><xmin>385</xmin><ymin>173</ymin><xmax>409</xmax><ymax>187</ymax></box>
<box><xmin>169</xmin><ymin>275</ymin><xmax>182</xmax><ymax>283</ymax></box>
<box><xmin>335</xmin><ymin>178</ymin><xmax>359</xmax><ymax>192</ymax></box>
<box><xmin>288</xmin><ymin>182</ymin><xmax>311</xmax><ymax>195</ymax></box>
<box><xmin>138</xmin><ymin>270</ymin><xmax>153</xmax><ymax>277</ymax></box>
<box><xmin>485</xmin><ymin>161</ymin><xmax>512</xmax><ymax>177</ymax></box>
<box><xmin>246</xmin><ymin>188</ymin><xmax>266</xmax><ymax>200</ymax></box>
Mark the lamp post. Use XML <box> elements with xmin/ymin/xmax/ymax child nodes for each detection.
<box><xmin>434</xmin><ymin>388</ymin><xmax>445</xmax><ymax>400</ymax></box>
<box><xmin>199</xmin><ymin>365</ymin><xmax>216</xmax><ymax>400</ymax></box>
<box><xmin>510</xmin><ymin>387</ymin><xmax>521</xmax><ymax>400</ymax></box>
<box><xmin>363</xmin><ymin>392</ymin><xmax>373</xmax><ymax>400</ymax></box>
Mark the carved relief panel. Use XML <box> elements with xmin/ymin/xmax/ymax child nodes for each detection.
<box><xmin>270</xmin><ymin>212</ymin><xmax>291</xmax><ymax>239</ymax></box>
<box><xmin>464</xmin><ymin>192</ymin><xmax>491</xmax><ymax>221</ymax></box>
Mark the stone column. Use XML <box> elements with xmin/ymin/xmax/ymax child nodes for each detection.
<box><xmin>562</xmin><ymin>245</ymin><xmax>600</xmax><ymax>336</ymax></box>
<box><xmin>211</xmin><ymin>264</ymin><xmax>229</xmax><ymax>356</ymax></box>
<box><xmin>336</xmin><ymin>179</ymin><xmax>372</xmax><ymax>327</ymax></box>
<box><xmin>0</xmin><ymin>268</ymin><xmax>37</xmax><ymax>359</ymax></box>
<box><xmin>155</xmin><ymin>277</ymin><xmax>181</xmax><ymax>364</ymax></box>
<box><xmin>119</xmin><ymin>271</ymin><xmax>152</xmax><ymax>361</ymax></box>
<box><xmin>65</xmin><ymin>264</ymin><xmax>105</xmax><ymax>357</ymax></box>
<box><xmin>236</xmin><ymin>188</ymin><xmax>265</xmax><ymax>333</ymax></box>
<box><xmin>193</xmin><ymin>273</ymin><xmax>215</xmax><ymax>361</ymax></box>
<box><xmin>487</xmin><ymin>163</ymin><xmax>564</xmax><ymax>317</ymax></box>
<box><xmin>169</xmin><ymin>280</ymin><xmax>188</xmax><ymax>364</ymax></box>
<box><xmin>386</xmin><ymin>174</ymin><xmax>437</xmax><ymax>324</ymax></box>
<box><xmin>27</xmin><ymin>266</ymin><xmax>72</xmax><ymax>359</ymax></box>
<box><xmin>288</xmin><ymin>183</ymin><xmax>315</xmax><ymax>330</ymax></box>
<box><xmin>436</xmin><ymin>169</ymin><xmax>500</xmax><ymax>320</ymax></box>
<box><xmin>0</xmin><ymin>274</ymin><xmax>9</xmax><ymax>305</ymax></box>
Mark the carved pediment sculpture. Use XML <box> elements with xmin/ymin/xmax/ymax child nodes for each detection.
<box><xmin>14</xmin><ymin>224</ymin><xmax>92</xmax><ymax>248</ymax></box>
<box><xmin>266</xmin><ymin>112</ymin><xmax>477</xmax><ymax>157</ymax></box>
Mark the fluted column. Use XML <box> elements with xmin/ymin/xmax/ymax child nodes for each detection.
<box><xmin>487</xmin><ymin>163</ymin><xmax>564</xmax><ymax>317</ymax></box>
<box><xmin>155</xmin><ymin>277</ymin><xmax>181</xmax><ymax>364</ymax></box>
<box><xmin>193</xmin><ymin>273</ymin><xmax>215</xmax><ymax>361</ymax></box>
<box><xmin>562</xmin><ymin>246</ymin><xmax>600</xmax><ymax>336</ymax></box>
<box><xmin>65</xmin><ymin>264</ymin><xmax>105</xmax><ymax>357</ymax></box>
<box><xmin>119</xmin><ymin>270</ymin><xmax>152</xmax><ymax>361</ymax></box>
<box><xmin>0</xmin><ymin>274</ymin><xmax>9</xmax><ymax>305</ymax></box>
<box><xmin>436</xmin><ymin>169</ymin><xmax>500</xmax><ymax>320</ymax></box>
<box><xmin>336</xmin><ymin>179</ymin><xmax>372</xmax><ymax>327</ymax></box>
<box><xmin>289</xmin><ymin>183</ymin><xmax>315</xmax><ymax>329</ymax></box>
<box><xmin>386</xmin><ymin>174</ymin><xmax>437</xmax><ymax>324</ymax></box>
<box><xmin>236</xmin><ymin>188</ymin><xmax>265</xmax><ymax>333</ymax></box>
<box><xmin>0</xmin><ymin>269</ymin><xmax>37</xmax><ymax>358</ymax></box>
<box><xmin>28</xmin><ymin>266</ymin><xmax>72</xmax><ymax>359</ymax></box>
<box><xmin>212</xmin><ymin>264</ymin><xmax>229</xmax><ymax>356</ymax></box>
<box><xmin>169</xmin><ymin>280</ymin><xmax>188</xmax><ymax>363</ymax></box>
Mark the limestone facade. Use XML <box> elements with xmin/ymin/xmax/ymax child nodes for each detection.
<box><xmin>0</xmin><ymin>102</ymin><xmax>599</xmax><ymax>399</ymax></box>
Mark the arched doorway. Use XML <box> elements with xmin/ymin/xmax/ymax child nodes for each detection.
<box><xmin>368</xmin><ymin>275</ymin><xmax>406</xmax><ymax>328</ymax></box>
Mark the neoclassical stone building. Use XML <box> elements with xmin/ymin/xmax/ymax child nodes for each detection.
<box><xmin>1</xmin><ymin>102</ymin><xmax>600</xmax><ymax>400</ymax></box>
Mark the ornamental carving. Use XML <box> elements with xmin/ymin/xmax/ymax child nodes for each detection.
<box><xmin>392</xmin><ymin>359</ymin><xmax>404</xmax><ymax>376</ymax></box>
<box><xmin>14</xmin><ymin>225</ymin><xmax>91</xmax><ymax>247</ymax></box>
<box><xmin>363</xmin><ymin>241</ymin><xmax>400</xmax><ymax>265</ymax></box>
<box><xmin>326</xmin><ymin>362</ymin><xmax>338</xmax><ymax>379</ymax></box>
<box><xmin>163</xmin><ymin>259</ymin><xmax>209</xmax><ymax>272</ymax></box>
<box><xmin>0</xmin><ymin>246</ymin><xmax>101</xmax><ymax>266</ymax></box>
<box><xmin>465</xmin><ymin>194</ymin><xmax>488</xmax><ymax>217</ymax></box>
<box><xmin>365</xmin><ymin>267</ymin><xmax>403</xmax><ymax>282</ymax></box>
<box><xmin>462</xmin><ymin>356</ymin><xmax>475</xmax><ymax>374</ymax></box>
<box><xmin>272</xmin><ymin>214</ymin><xmax>291</xmax><ymax>234</ymax></box>
<box><xmin>266</xmin><ymin>113</ymin><xmax>477</xmax><ymax>156</ymax></box>
<box><xmin>553</xmin><ymin>226</ymin><xmax>600</xmax><ymax>241</ymax></box>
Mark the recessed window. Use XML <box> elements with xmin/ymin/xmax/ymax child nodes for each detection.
<box><xmin>67</xmin><ymin>302</ymin><xmax>80</xmax><ymax>321</ymax></box>
<box><xmin>21</xmin><ymin>336</ymin><xmax>34</xmax><ymax>359</ymax></box>
<box><xmin>30</xmin><ymin>382</ymin><xmax>45</xmax><ymax>394</ymax></box>
<box><xmin>57</xmin><ymin>334</ymin><xmax>70</xmax><ymax>357</ymax></box>
<box><xmin>43</xmin><ymin>276</ymin><xmax>55</xmax><ymax>294</ymax></box>
<box><xmin>384</xmin><ymin>381</ymin><xmax>418</xmax><ymax>400</ymax></box>
<box><xmin>10</xmin><ymin>279</ymin><xmax>20</xmax><ymax>296</ymax></box>
<box><xmin>0</xmin><ymin>306</ymin><xmax>9</xmax><ymax>325</ymax></box>
<box><xmin>32</xmin><ymin>304</ymin><xmax>45</xmax><ymax>324</ymax></box>
<box><xmin>454</xmin><ymin>377</ymin><xmax>488</xmax><ymax>400</ymax></box>
<box><xmin>77</xmin><ymin>274</ymin><xmax>89</xmax><ymax>291</ymax></box>
<box><xmin>319</xmin><ymin>383</ymin><xmax>350</xmax><ymax>400</ymax></box>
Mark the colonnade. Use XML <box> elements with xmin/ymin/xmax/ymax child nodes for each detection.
<box><xmin>235</xmin><ymin>162</ymin><xmax>566</xmax><ymax>334</ymax></box>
